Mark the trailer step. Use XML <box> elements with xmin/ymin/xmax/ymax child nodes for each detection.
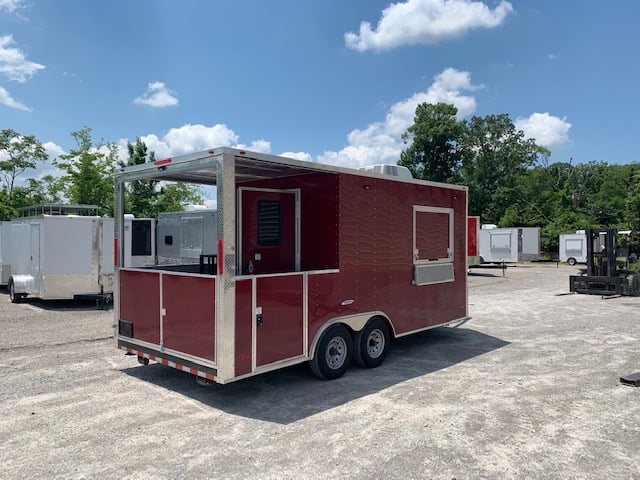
<box><xmin>620</xmin><ymin>372</ymin><xmax>640</xmax><ymax>387</ymax></box>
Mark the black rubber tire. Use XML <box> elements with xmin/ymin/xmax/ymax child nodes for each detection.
<box><xmin>567</xmin><ymin>257</ymin><xmax>577</xmax><ymax>266</ymax></box>
<box><xmin>310</xmin><ymin>324</ymin><xmax>353</xmax><ymax>380</ymax></box>
<box><xmin>353</xmin><ymin>317</ymin><xmax>390</xmax><ymax>368</ymax></box>
<box><xmin>8</xmin><ymin>280</ymin><xmax>23</xmax><ymax>304</ymax></box>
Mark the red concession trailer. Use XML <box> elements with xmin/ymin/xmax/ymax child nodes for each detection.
<box><xmin>115</xmin><ymin>147</ymin><xmax>469</xmax><ymax>383</ymax></box>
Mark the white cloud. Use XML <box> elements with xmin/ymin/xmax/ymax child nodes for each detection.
<box><xmin>515</xmin><ymin>112</ymin><xmax>571</xmax><ymax>150</ymax></box>
<box><xmin>0</xmin><ymin>0</ymin><xmax>25</xmax><ymax>13</ymax></box>
<box><xmin>280</xmin><ymin>151</ymin><xmax>313</xmax><ymax>162</ymax></box>
<box><xmin>0</xmin><ymin>35</ymin><xmax>45</xmax><ymax>83</ymax></box>
<box><xmin>0</xmin><ymin>85</ymin><xmax>31</xmax><ymax>111</ymax></box>
<box><xmin>235</xmin><ymin>139</ymin><xmax>272</xmax><ymax>154</ymax></box>
<box><xmin>133</xmin><ymin>81</ymin><xmax>178</xmax><ymax>108</ymax></box>
<box><xmin>345</xmin><ymin>0</ymin><xmax>513</xmax><ymax>52</ymax></box>
<box><xmin>43</xmin><ymin>141</ymin><xmax>65</xmax><ymax>160</ymax></box>
<box><xmin>123</xmin><ymin>123</ymin><xmax>238</xmax><ymax>159</ymax></box>
<box><xmin>32</xmin><ymin>142</ymin><xmax>66</xmax><ymax>180</ymax></box>
<box><xmin>318</xmin><ymin>67</ymin><xmax>479</xmax><ymax>168</ymax></box>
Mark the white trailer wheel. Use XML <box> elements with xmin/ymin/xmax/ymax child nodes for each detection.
<box><xmin>310</xmin><ymin>324</ymin><xmax>353</xmax><ymax>380</ymax></box>
<box><xmin>567</xmin><ymin>257</ymin><xmax>577</xmax><ymax>266</ymax></box>
<box><xmin>353</xmin><ymin>317</ymin><xmax>390</xmax><ymax>368</ymax></box>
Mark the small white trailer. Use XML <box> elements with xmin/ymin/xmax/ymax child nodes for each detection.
<box><xmin>559</xmin><ymin>231</ymin><xmax>587</xmax><ymax>265</ymax></box>
<box><xmin>479</xmin><ymin>226</ymin><xmax>540</xmax><ymax>263</ymax></box>
<box><xmin>7</xmin><ymin>204</ymin><xmax>114</xmax><ymax>305</ymax></box>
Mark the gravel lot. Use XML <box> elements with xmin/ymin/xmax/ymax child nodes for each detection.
<box><xmin>1</xmin><ymin>264</ymin><xmax>639</xmax><ymax>479</ymax></box>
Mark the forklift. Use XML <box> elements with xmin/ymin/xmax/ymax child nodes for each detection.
<box><xmin>569</xmin><ymin>228</ymin><xmax>640</xmax><ymax>296</ymax></box>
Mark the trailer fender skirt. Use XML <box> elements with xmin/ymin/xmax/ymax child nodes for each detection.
<box><xmin>119</xmin><ymin>345</ymin><xmax>216</xmax><ymax>381</ymax></box>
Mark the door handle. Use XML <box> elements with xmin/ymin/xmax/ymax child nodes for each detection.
<box><xmin>256</xmin><ymin>315</ymin><xmax>263</xmax><ymax>327</ymax></box>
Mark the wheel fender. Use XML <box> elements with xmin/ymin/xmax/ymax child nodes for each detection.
<box><xmin>9</xmin><ymin>275</ymin><xmax>31</xmax><ymax>295</ymax></box>
<box><xmin>309</xmin><ymin>311</ymin><xmax>394</xmax><ymax>360</ymax></box>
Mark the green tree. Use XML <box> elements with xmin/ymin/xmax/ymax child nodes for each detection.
<box><xmin>155</xmin><ymin>183</ymin><xmax>204</xmax><ymax>214</ymax></box>
<box><xmin>118</xmin><ymin>138</ymin><xmax>205</xmax><ymax>217</ymax></box>
<box><xmin>0</xmin><ymin>188</ymin><xmax>13</xmax><ymax>220</ymax></box>
<box><xmin>625</xmin><ymin>168</ymin><xmax>640</xmax><ymax>231</ymax></box>
<box><xmin>501</xmin><ymin>160</ymin><xmax>578</xmax><ymax>227</ymax></box>
<box><xmin>54</xmin><ymin>127</ymin><xmax>116</xmax><ymax>216</ymax></box>
<box><xmin>591</xmin><ymin>163</ymin><xmax>637</xmax><ymax>226</ymax></box>
<box><xmin>459</xmin><ymin>114</ymin><xmax>547</xmax><ymax>222</ymax></box>
<box><xmin>10</xmin><ymin>176</ymin><xmax>64</xmax><ymax>211</ymax></box>
<box><xmin>120</xmin><ymin>138</ymin><xmax>158</xmax><ymax>217</ymax></box>
<box><xmin>541</xmin><ymin>210</ymin><xmax>592</xmax><ymax>254</ymax></box>
<box><xmin>399</xmin><ymin>103</ymin><xmax>465</xmax><ymax>182</ymax></box>
<box><xmin>0</xmin><ymin>128</ymin><xmax>48</xmax><ymax>198</ymax></box>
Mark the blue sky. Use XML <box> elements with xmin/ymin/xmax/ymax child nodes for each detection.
<box><xmin>1</xmin><ymin>0</ymin><xmax>640</xmax><ymax>182</ymax></box>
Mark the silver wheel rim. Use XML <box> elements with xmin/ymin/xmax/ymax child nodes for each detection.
<box><xmin>325</xmin><ymin>336</ymin><xmax>348</xmax><ymax>370</ymax></box>
<box><xmin>366</xmin><ymin>329</ymin><xmax>385</xmax><ymax>358</ymax></box>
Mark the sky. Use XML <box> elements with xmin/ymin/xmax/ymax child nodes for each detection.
<box><xmin>2</xmin><ymin>0</ymin><xmax>640</xmax><ymax>186</ymax></box>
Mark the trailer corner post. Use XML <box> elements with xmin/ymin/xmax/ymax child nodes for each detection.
<box><xmin>215</xmin><ymin>153</ymin><xmax>237</xmax><ymax>381</ymax></box>
<box><xmin>113</xmin><ymin>178</ymin><xmax>126</xmax><ymax>338</ymax></box>
<box><xmin>114</xmin><ymin>179</ymin><xmax>126</xmax><ymax>269</ymax></box>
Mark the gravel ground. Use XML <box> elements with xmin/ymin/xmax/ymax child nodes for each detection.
<box><xmin>0</xmin><ymin>264</ymin><xmax>639</xmax><ymax>479</ymax></box>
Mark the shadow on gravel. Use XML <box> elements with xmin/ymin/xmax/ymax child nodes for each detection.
<box><xmin>17</xmin><ymin>298</ymin><xmax>110</xmax><ymax>312</ymax></box>
<box><xmin>468</xmin><ymin>271</ymin><xmax>503</xmax><ymax>278</ymax></box>
<box><xmin>0</xmin><ymin>293</ymin><xmax>112</xmax><ymax>312</ymax></box>
<box><xmin>120</xmin><ymin>326</ymin><xmax>508</xmax><ymax>425</ymax></box>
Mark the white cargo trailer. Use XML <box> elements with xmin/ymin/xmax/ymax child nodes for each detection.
<box><xmin>479</xmin><ymin>226</ymin><xmax>540</xmax><ymax>263</ymax></box>
<box><xmin>559</xmin><ymin>231</ymin><xmax>587</xmax><ymax>265</ymax></box>
<box><xmin>7</xmin><ymin>205</ymin><xmax>114</xmax><ymax>304</ymax></box>
<box><xmin>156</xmin><ymin>210</ymin><xmax>218</xmax><ymax>269</ymax></box>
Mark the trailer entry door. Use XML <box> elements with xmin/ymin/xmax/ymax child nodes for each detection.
<box><xmin>238</xmin><ymin>188</ymin><xmax>300</xmax><ymax>275</ymax></box>
<box><xmin>30</xmin><ymin>224</ymin><xmax>41</xmax><ymax>280</ymax></box>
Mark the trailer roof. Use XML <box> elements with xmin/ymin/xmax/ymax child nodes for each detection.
<box><xmin>115</xmin><ymin>146</ymin><xmax>467</xmax><ymax>191</ymax></box>
<box><xmin>17</xmin><ymin>204</ymin><xmax>100</xmax><ymax>217</ymax></box>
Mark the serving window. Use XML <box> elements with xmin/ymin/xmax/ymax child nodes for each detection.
<box><xmin>413</xmin><ymin>206</ymin><xmax>455</xmax><ymax>285</ymax></box>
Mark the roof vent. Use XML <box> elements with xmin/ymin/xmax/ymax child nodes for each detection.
<box><xmin>358</xmin><ymin>164</ymin><xmax>413</xmax><ymax>179</ymax></box>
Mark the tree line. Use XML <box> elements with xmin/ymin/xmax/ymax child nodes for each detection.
<box><xmin>399</xmin><ymin>103</ymin><xmax>640</xmax><ymax>253</ymax></box>
<box><xmin>2</xmin><ymin>108</ymin><xmax>639</xmax><ymax>255</ymax></box>
<box><xmin>0</xmin><ymin>127</ymin><xmax>202</xmax><ymax>221</ymax></box>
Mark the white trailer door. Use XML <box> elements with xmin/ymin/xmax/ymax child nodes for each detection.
<box><xmin>30</xmin><ymin>224</ymin><xmax>41</xmax><ymax>281</ymax></box>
